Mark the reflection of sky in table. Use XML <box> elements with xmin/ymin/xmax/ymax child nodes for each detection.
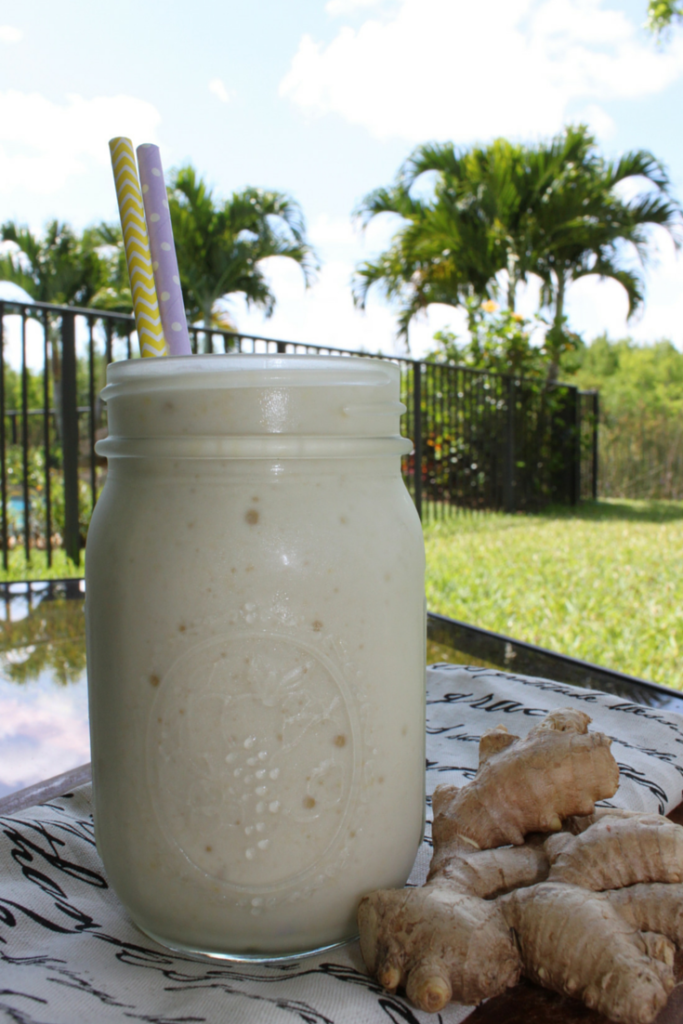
<box><xmin>0</xmin><ymin>585</ymin><xmax>89</xmax><ymax>798</ymax></box>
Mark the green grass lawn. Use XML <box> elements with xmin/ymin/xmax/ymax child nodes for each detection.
<box><xmin>0</xmin><ymin>548</ymin><xmax>85</xmax><ymax>582</ymax></box>
<box><xmin>424</xmin><ymin>499</ymin><xmax>683</xmax><ymax>689</ymax></box>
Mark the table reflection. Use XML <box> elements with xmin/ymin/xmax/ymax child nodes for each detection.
<box><xmin>0</xmin><ymin>582</ymin><xmax>89</xmax><ymax>798</ymax></box>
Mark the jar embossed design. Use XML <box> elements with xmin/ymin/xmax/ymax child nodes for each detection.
<box><xmin>86</xmin><ymin>354</ymin><xmax>425</xmax><ymax>959</ymax></box>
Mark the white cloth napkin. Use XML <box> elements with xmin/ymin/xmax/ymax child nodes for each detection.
<box><xmin>2</xmin><ymin>665</ymin><xmax>683</xmax><ymax>1024</ymax></box>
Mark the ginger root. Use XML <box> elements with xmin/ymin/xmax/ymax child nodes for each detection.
<box><xmin>358</xmin><ymin>842</ymin><xmax>548</xmax><ymax>1008</ymax></box>
<box><xmin>545</xmin><ymin>812</ymin><xmax>683</xmax><ymax>889</ymax></box>
<box><xmin>503</xmin><ymin>879</ymin><xmax>678</xmax><ymax>1022</ymax></box>
<box><xmin>431</xmin><ymin>709</ymin><xmax>619</xmax><ymax>849</ymax></box>
<box><xmin>358</xmin><ymin>707</ymin><xmax>683</xmax><ymax>1024</ymax></box>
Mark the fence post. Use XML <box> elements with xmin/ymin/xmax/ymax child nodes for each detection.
<box><xmin>503</xmin><ymin>377</ymin><xmax>515</xmax><ymax>512</ymax></box>
<box><xmin>573</xmin><ymin>387</ymin><xmax>581</xmax><ymax>503</ymax></box>
<box><xmin>592</xmin><ymin>391</ymin><xmax>599</xmax><ymax>501</ymax></box>
<box><xmin>21</xmin><ymin>313</ymin><xmax>30</xmax><ymax>563</ymax></box>
<box><xmin>573</xmin><ymin>385</ymin><xmax>581</xmax><ymax>505</ymax></box>
<box><xmin>413</xmin><ymin>361</ymin><xmax>423</xmax><ymax>520</ymax></box>
<box><xmin>276</xmin><ymin>341</ymin><xmax>287</xmax><ymax>354</ymax></box>
<box><xmin>61</xmin><ymin>313</ymin><xmax>80</xmax><ymax>566</ymax></box>
<box><xmin>0</xmin><ymin>303</ymin><xmax>6</xmax><ymax>571</ymax></box>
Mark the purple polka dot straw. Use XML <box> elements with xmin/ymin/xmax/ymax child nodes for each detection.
<box><xmin>136</xmin><ymin>144</ymin><xmax>192</xmax><ymax>356</ymax></box>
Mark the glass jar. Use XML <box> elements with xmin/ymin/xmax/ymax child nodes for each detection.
<box><xmin>86</xmin><ymin>353</ymin><xmax>425</xmax><ymax>960</ymax></box>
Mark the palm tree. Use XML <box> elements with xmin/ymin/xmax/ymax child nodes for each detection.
<box><xmin>522</xmin><ymin>131</ymin><xmax>681</xmax><ymax>379</ymax></box>
<box><xmin>0</xmin><ymin>220</ymin><xmax>109</xmax><ymax>307</ymax></box>
<box><xmin>398</xmin><ymin>137</ymin><xmax>533</xmax><ymax>312</ymax></box>
<box><xmin>0</xmin><ymin>220</ymin><xmax>121</xmax><ymax>433</ymax></box>
<box><xmin>354</xmin><ymin>128</ymin><xmax>681</xmax><ymax>368</ymax></box>
<box><xmin>86</xmin><ymin>223</ymin><xmax>133</xmax><ymax>317</ymax></box>
<box><xmin>168</xmin><ymin>166</ymin><xmax>318</xmax><ymax>347</ymax></box>
<box><xmin>353</xmin><ymin>142</ymin><xmax>511</xmax><ymax>347</ymax></box>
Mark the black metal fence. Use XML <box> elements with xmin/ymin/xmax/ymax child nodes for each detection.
<box><xmin>0</xmin><ymin>299</ymin><xmax>596</xmax><ymax>568</ymax></box>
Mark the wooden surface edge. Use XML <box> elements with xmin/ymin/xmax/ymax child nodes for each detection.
<box><xmin>0</xmin><ymin>762</ymin><xmax>92</xmax><ymax>816</ymax></box>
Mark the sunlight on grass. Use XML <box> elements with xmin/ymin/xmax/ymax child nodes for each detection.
<box><xmin>0</xmin><ymin>548</ymin><xmax>84</xmax><ymax>582</ymax></box>
<box><xmin>424</xmin><ymin>499</ymin><xmax>683</xmax><ymax>688</ymax></box>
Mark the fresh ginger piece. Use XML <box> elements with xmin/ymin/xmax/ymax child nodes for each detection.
<box><xmin>477</xmin><ymin>723</ymin><xmax>517</xmax><ymax>764</ymax></box>
<box><xmin>358</xmin><ymin>884</ymin><xmax>521</xmax><ymax>1010</ymax></box>
<box><xmin>502</xmin><ymin>881</ymin><xmax>676</xmax><ymax>1024</ymax></box>
<box><xmin>546</xmin><ymin>814</ymin><xmax>683</xmax><ymax>890</ymax></box>
<box><xmin>428</xmin><ymin>833</ymin><xmax>549</xmax><ymax>894</ymax></box>
<box><xmin>432</xmin><ymin>708</ymin><xmax>619</xmax><ymax>849</ymax></box>
<box><xmin>564</xmin><ymin>806</ymin><xmax>647</xmax><ymax>834</ymax></box>
<box><xmin>608</xmin><ymin>883</ymin><xmax>683</xmax><ymax>943</ymax></box>
<box><xmin>358</xmin><ymin>840</ymin><xmax>550</xmax><ymax>1009</ymax></box>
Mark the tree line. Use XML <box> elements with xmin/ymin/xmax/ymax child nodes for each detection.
<box><xmin>1</xmin><ymin>125</ymin><xmax>680</xmax><ymax>380</ymax></box>
<box><xmin>572</xmin><ymin>337</ymin><xmax>683</xmax><ymax>501</ymax></box>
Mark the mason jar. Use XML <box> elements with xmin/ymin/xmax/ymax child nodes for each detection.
<box><xmin>86</xmin><ymin>353</ymin><xmax>425</xmax><ymax>959</ymax></box>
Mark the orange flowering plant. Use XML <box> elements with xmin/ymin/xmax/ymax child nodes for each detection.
<box><xmin>430</xmin><ymin>297</ymin><xmax>556</xmax><ymax>378</ymax></box>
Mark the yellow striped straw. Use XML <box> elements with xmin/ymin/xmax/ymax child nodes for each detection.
<box><xmin>109</xmin><ymin>137</ymin><xmax>168</xmax><ymax>357</ymax></box>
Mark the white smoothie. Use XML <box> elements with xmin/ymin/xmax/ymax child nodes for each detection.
<box><xmin>86</xmin><ymin>355</ymin><xmax>425</xmax><ymax>957</ymax></box>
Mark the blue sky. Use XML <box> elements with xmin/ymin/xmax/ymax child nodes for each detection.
<box><xmin>2</xmin><ymin>0</ymin><xmax>683</xmax><ymax>359</ymax></box>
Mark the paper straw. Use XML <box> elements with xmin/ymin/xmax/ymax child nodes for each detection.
<box><xmin>109</xmin><ymin>137</ymin><xmax>168</xmax><ymax>358</ymax></box>
<box><xmin>137</xmin><ymin>144</ymin><xmax>192</xmax><ymax>356</ymax></box>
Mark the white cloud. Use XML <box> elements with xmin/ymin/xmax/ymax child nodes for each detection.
<box><xmin>209</xmin><ymin>77</ymin><xmax>234</xmax><ymax>104</ymax></box>
<box><xmin>308</xmin><ymin>213</ymin><xmax>357</xmax><ymax>247</ymax></box>
<box><xmin>325</xmin><ymin>0</ymin><xmax>384</xmax><ymax>16</ymax></box>
<box><xmin>575</xmin><ymin>103</ymin><xmax>617</xmax><ymax>139</ymax></box>
<box><xmin>222</xmin><ymin>251</ymin><xmax>463</xmax><ymax>358</ymax></box>
<box><xmin>229</xmin><ymin>256</ymin><xmax>403</xmax><ymax>354</ymax></box>
<box><xmin>0</xmin><ymin>25</ymin><xmax>22</xmax><ymax>44</ymax></box>
<box><xmin>227</xmin><ymin>213</ymin><xmax>440</xmax><ymax>356</ymax></box>
<box><xmin>565</xmin><ymin>231</ymin><xmax>683</xmax><ymax>345</ymax></box>
<box><xmin>0</xmin><ymin>91</ymin><xmax>161</xmax><ymax>196</ymax></box>
<box><xmin>0</xmin><ymin>281</ymin><xmax>33</xmax><ymax>304</ymax></box>
<box><xmin>280</xmin><ymin>0</ymin><xmax>683</xmax><ymax>143</ymax></box>
<box><xmin>0</xmin><ymin>674</ymin><xmax>89</xmax><ymax>794</ymax></box>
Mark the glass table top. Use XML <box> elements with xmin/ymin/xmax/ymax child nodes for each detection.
<box><xmin>4</xmin><ymin>580</ymin><xmax>680</xmax><ymax>801</ymax></box>
<box><xmin>0</xmin><ymin>583</ymin><xmax>468</xmax><ymax>800</ymax></box>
